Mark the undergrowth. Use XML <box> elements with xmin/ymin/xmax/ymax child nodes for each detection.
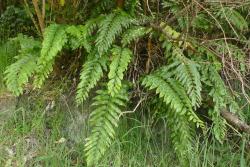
<box><xmin>1</xmin><ymin>1</ymin><xmax>250</xmax><ymax>166</ymax></box>
<box><xmin>0</xmin><ymin>97</ymin><xmax>249</xmax><ymax>167</ymax></box>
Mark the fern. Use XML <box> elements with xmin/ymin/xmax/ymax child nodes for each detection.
<box><xmin>218</xmin><ymin>7</ymin><xmax>248</xmax><ymax>31</ymax></box>
<box><xmin>121</xmin><ymin>26</ymin><xmax>151</xmax><ymax>46</ymax></box>
<box><xmin>206</xmin><ymin>66</ymin><xmax>227</xmax><ymax>143</ymax></box>
<box><xmin>176</xmin><ymin>61</ymin><xmax>202</xmax><ymax>108</ymax></box>
<box><xmin>85</xmin><ymin>85</ymin><xmax>129</xmax><ymax>166</ymax></box>
<box><xmin>172</xmin><ymin>48</ymin><xmax>202</xmax><ymax>108</ymax></box>
<box><xmin>34</xmin><ymin>24</ymin><xmax>67</xmax><ymax>88</ymax></box>
<box><xmin>95</xmin><ymin>9</ymin><xmax>133</xmax><ymax>55</ymax></box>
<box><xmin>66</xmin><ymin>16</ymin><xmax>104</xmax><ymax>52</ymax></box>
<box><xmin>4</xmin><ymin>55</ymin><xmax>38</xmax><ymax>96</ymax></box>
<box><xmin>3</xmin><ymin>35</ymin><xmax>41</xmax><ymax>95</ymax></box>
<box><xmin>107</xmin><ymin>46</ymin><xmax>132</xmax><ymax>96</ymax></box>
<box><xmin>157</xmin><ymin>47</ymin><xmax>202</xmax><ymax>108</ymax></box>
<box><xmin>166</xmin><ymin>107</ymin><xmax>194</xmax><ymax>165</ymax></box>
<box><xmin>76</xmin><ymin>55</ymin><xmax>108</xmax><ymax>104</ymax></box>
<box><xmin>142</xmin><ymin>74</ymin><xmax>204</xmax><ymax>128</ymax></box>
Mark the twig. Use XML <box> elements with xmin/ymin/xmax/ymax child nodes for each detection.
<box><xmin>23</xmin><ymin>0</ymin><xmax>42</xmax><ymax>36</ymax></box>
<box><xmin>32</xmin><ymin>0</ymin><xmax>45</xmax><ymax>33</ymax></box>
<box><xmin>119</xmin><ymin>98</ymin><xmax>146</xmax><ymax>118</ymax></box>
<box><xmin>221</xmin><ymin>110</ymin><xmax>250</xmax><ymax>134</ymax></box>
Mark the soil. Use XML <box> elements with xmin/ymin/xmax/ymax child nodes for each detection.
<box><xmin>0</xmin><ymin>92</ymin><xmax>16</xmax><ymax>125</ymax></box>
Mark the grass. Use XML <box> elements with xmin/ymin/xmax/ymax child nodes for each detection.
<box><xmin>0</xmin><ymin>95</ymin><xmax>249</xmax><ymax>167</ymax></box>
<box><xmin>0</xmin><ymin>39</ymin><xmax>19</xmax><ymax>90</ymax></box>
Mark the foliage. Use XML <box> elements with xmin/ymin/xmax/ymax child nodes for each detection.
<box><xmin>0</xmin><ymin>39</ymin><xmax>19</xmax><ymax>88</ymax></box>
<box><xmin>108</xmin><ymin>46</ymin><xmax>132</xmax><ymax>96</ymax></box>
<box><xmin>0</xmin><ymin>5</ymin><xmax>35</xmax><ymax>39</ymax></box>
<box><xmin>76</xmin><ymin>55</ymin><xmax>107</xmax><ymax>104</ymax></box>
<box><xmin>85</xmin><ymin>85</ymin><xmax>129</xmax><ymax>166</ymax></box>
<box><xmin>4</xmin><ymin>35</ymin><xmax>40</xmax><ymax>95</ymax></box>
<box><xmin>2</xmin><ymin>0</ymin><xmax>250</xmax><ymax>166</ymax></box>
<box><xmin>34</xmin><ymin>24</ymin><xmax>67</xmax><ymax>88</ymax></box>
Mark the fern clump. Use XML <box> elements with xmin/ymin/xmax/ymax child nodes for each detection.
<box><xmin>3</xmin><ymin>1</ymin><xmax>249</xmax><ymax>166</ymax></box>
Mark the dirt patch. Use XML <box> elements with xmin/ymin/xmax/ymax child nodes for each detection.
<box><xmin>0</xmin><ymin>92</ymin><xmax>17</xmax><ymax>125</ymax></box>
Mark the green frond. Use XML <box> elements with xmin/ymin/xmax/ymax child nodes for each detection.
<box><xmin>149</xmin><ymin>98</ymin><xmax>193</xmax><ymax>166</ymax></box>
<box><xmin>66</xmin><ymin>16</ymin><xmax>104</xmax><ymax>52</ymax></box>
<box><xmin>95</xmin><ymin>9</ymin><xmax>133</xmax><ymax>55</ymax></box>
<box><xmin>85</xmin><ymin>86</ymin><xmax>129</xmax><ymax>166</ymax></box>
<box><xmin>206</xmin><ymin>66</ymin><xmax>227</xmax><ymax>143</ymax></box>
<box><xmin>76</xmin><ymin>55</ymin><xmax>108</xmax><ymax>105</ymax></box>
<box><xmin>121</xmin><ymin>26</ymin><xmax>151</xmax><ymax>46</ymax></box>
<box><xmin>108</xmin><ymin>46</ymin><xmax>132</xmax><ymax>96</ymax></box>
<box><xmin>3</xmin><ymin>35</ymin><xmax>41</xmax><ymax>96</ymax></box>
<box><xmin>156</xmin><ymin>47</ymin><xmax>202</xmax><ymax>108</ymax></box>
<box><xmin>34</xmin><ymin>24</ymin><xmax>67</xmax><ymax>88</ymax></box>
<box><xmin>166</xmin><ymin>108</ymin><xmax>194</xmax><ymax>165</ymax></box>
<box><xmin>4</xmin><ymin>54</ymin><xmax>38</xmax><ymax>96</ymax></box>
<box><xmin>219</xmin><ymin>7</ymin><xmax>248</xmax><ymax>31</ymax></box>
<box><xmin>142</xmin><ymin>74</ymin><xmax>204</xmax><ymax>128</ymax></box>
<box><xmin>175</xmin><ymin>60</ymin><xmax>202</xmax><ymax>108</ymax></box>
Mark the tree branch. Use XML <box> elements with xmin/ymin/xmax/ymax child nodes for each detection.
<box><xmin>221</xmin><ymin>110</ymin><xmax>250</xmax><ymax>134</ymax></box>
<box><xmin>32</xmin><ymin>0</ymin><xmax>45</xmax><ymax>33</ymax></box>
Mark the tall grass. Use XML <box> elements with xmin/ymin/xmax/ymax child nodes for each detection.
<box><xmin>0</xmin><ymin>96</ymin><xmax>249</xmax><ymax>166</ymax></box>
<box><xmin>0</xmin><ymin>40</ymin><xmax>19</xmax><ymax>90</ymax></box>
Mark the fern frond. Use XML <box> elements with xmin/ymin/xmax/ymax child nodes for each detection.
<box><xmin>3</xmin><ymin>35</ymin><xmax>41</xmax><ymax>96</ymax></box>
<box><xmin>206</xmin><ymin>66</ymin><xmax>227</xmax><ymax>142</ymax></box>
<box><xmin>95</xmin><ymin>9</ymin><xmax>133</xmax><ymax>55</ymax></box>
<box><xmin>142</xmin><ymin>74</ymin><xmax>204</xmax><ymax>128</ymax></box>
<box><xmin>174</xmin><ymin>60</ymin><xmax>202</xmax><ymax>108</ymax></box>
<box><xmin>219</xmin><ymin>7</ymin><xmax>248</xmax><ymax>31</ymax></box>
<box><xmin>121</xmin><ymin>26</ymin><xmax>151</xmax><ymax>46</ymax></box>
<box><xmin>34</xmin><ymin>24</ymin><xmax>67</xmax><ymax>88</ymax></box>
<box><xmin>4</xmin><ymin>54</ymin><xmax>38</xmax><ymax>96</ymax></box>
<box><xmin>166</xmin><ymin>107</ymin><xmax>193</xmax><ymax>165</ymax></box>
<box><xmin>108</xmin><ymin>46</ymin><xmax>132</xmax><ymax>96</ymax></box>
<box><xmin>76</xmin><ymin>55</ymin><xmax>108</xmax><ymax>104</ymax></box>
<box><xmin>85</xmin><ymin>86</ymin><xmax>129</xmax><ymax>166</ymax></box>
<box><xmin>157</xmin><ymin>47</ymin><xmax>202</xmax><ymax>108</ymax></box>
<box><xmin>66</xmin><ymin>16</ymin><xmax>104</xmax><ymax>52</ymax></box>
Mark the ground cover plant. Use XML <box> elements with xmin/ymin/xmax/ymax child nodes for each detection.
<box><xmin>0</xmin><ymin>0</ymin><xmax>250</xmax><ymax>166</ymax></box>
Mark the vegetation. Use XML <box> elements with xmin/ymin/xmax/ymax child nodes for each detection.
<box><xmin>0</xmin><ymin>0</ymin><xmax>250</xmax><ymax>166</ymax></box>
